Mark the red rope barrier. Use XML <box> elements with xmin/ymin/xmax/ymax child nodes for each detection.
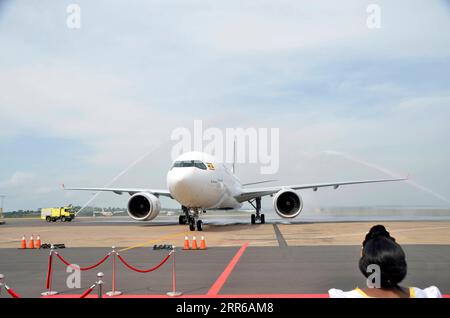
<box><xmin>5</xmin><ymin>285</ymin><xmax>20</xmax><ymax>298</ymax></box>
<box><xmin>56</xmin><ymin>252</ymin><xmax>110</xmax><ymax>271</ymax></box>
<box><xmin>80</xmin><ymin>284</ymin><xmax>96</xmax><ymax>298</ymax></box>
<box><xmin>45</xmin><ymin>253</ymin><xmax>53</xmax><ymax>290</ymax></box>
<box><xmin>117</xmin><ymin>253</ymin><xmax>171</xmax><ymax>273</ymax></box>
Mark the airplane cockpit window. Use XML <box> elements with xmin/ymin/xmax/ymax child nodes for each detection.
<box><xmin>194</xmin><ymin>161</ymin><xmax>207</xmax><ymax>170</ymax></box>
<box><xmin>171</xmin><ymin>160</ymin><xmax>207</xmax><ymax>170</ymax></box>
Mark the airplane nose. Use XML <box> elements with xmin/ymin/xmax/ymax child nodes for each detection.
<box><xmin>167</xmin><ymin>168</ymin><xmax>195</xmax><ymax>196</ymax></box>
<box><xmin>167</xmin><ymin>166</ymin><xmax>220</xmax><ymax>208</ymax></box>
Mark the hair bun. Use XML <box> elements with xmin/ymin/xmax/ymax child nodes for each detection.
<box><xmin>363</xmin><ymin>225</ymin><xmax>395</xmax><ymax>246</ymax></box>
<box><xmin>369</xmin><ymin>225</ymin><xmax>391</xmax><ymax>238</ymax></box>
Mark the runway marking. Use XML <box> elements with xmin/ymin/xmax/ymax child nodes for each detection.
<box><xmin>273</xmin><ymin>224</ymin><xmax>288</xmax><ymax>247</ymax></box>
<box><xmin>207</xmin><ymin>243</ymin><xmax>249</xmax><ymax>296</ymax></box>
<box><xmin>119</xmin><ymin>230</ymin><xmax>191</xmax><ymax>252</ymax></box>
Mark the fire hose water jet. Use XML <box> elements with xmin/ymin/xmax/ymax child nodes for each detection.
<box><xmin>323</xmin><ymin>150</ymin><xmax>450</xmax><ymax>205</ymax></box>
<box><xmin>75</xmin><ymin>142</ymin><xmax>166</xmax><ymax>216</ymax></box>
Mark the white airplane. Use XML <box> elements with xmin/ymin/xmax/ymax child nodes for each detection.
<box><xmin>64</xmin><ymin>151</ymin><xmax>406</xmax><ymax>231</ymax></box>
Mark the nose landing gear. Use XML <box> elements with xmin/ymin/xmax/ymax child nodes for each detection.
<box><xmin>187</xmin><ymin>217</ymin><xmax>203</xmax><ymax>231</ymax></box>
<box><xmin>185</xmin><ymin>207</ymin><xmax>204</xmax><ymax>231</ymax></box>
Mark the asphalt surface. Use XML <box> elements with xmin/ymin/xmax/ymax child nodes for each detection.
<box><xmin>1</xmin><ymin>245</ymin><xmax>449</xmax><ymax>298</ymax></box>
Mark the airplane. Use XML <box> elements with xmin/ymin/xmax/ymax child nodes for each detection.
<box><xmin>63</xmin><ymin>151</ymin><xmax>406</xmax><ymax>231</ymax></box>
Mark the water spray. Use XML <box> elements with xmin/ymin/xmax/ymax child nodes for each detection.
<box><xmin>75</xmin><ymin>142</ymin><xmax>167</xmax><ymax>216</ymax></box>
<box><xmin>323</xmin><ymin>150</ymin><xmax>450</xmax><ymax>205</ymax></box>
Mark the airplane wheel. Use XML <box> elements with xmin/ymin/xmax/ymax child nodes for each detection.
<box><xmin>189</xmin><ymin>219</ymin><xmax>195</xmax><ymax>231</ymax></box>
<box><xmin>196</xmin><ymin>220</ymin><xmax>203</xmax><ymax>231</ymax></box>
<box><xmin>251</xmin><ymin>214</ymin><xmax>256</xmax><ymax>224</ymax></box>
<box><xmin>261</xmin><ymin>214</ymin><xmax>265</xmax><ymax>224</ymax></box>
<box><xmin>179</xmin><ymin>215</ymin><xmax>186</xmax><ymax>225</ymax></box>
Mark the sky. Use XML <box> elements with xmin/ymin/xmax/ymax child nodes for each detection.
<box><xmin>1</xmin><ymin>0</ymin><xmax>450</xmax><ymax>212</ymax></box>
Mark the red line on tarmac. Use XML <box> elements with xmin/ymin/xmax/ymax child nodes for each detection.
<box><xmin>207</xmin><ymin>243</ymin><xmax>249</xmax><ymax>296</ymax></box>
<box><xmin>42</xmin><ymin>294</ymin><xmax>329</xmax><ymax>298</ymax></box>
<box><xmin>42</xmin><ymin>294</ymin><xmax>450</xmax><ymax>298</ymax></box>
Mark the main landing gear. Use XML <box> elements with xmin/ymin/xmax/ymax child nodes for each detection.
<box><xmin>249</xmin><ymin>197</ymin><xmax>265</xmax><ymax>224</ymax></box>
<box><xmin>179</xmin><ymin>206</ymin><xmax>189</xmax><ymax>225</ymax></box>
<box><xmin>180</xmin><ymin>206</ymin><xmax>204</xmax><ymax>231</ymax></box>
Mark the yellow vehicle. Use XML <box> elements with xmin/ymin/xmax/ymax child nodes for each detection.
<box><xmin>41</xmin><ymin>205</ymin><xmax>75</xmax><ymax>222</ymax></box>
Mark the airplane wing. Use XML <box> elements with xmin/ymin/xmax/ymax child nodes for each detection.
<box><xmin>235</xmin><ymin>178</ymin><xmax>406</xmax><ymax>203</ymax></box>
<box><xmin>62</xmin><ymin>184</ymin><xmax>172</xmax><ymax>198</ymax></box>
<box><xmin>242</xmin><ymin>179</ymin><xmax>277</xmax><ymax>186</ymax></box>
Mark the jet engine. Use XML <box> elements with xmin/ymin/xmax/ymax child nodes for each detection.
<box><xmin>127</xmin><ymin>192</ymin><xmax>161</xmax><ymax>221</ymax></box>
<box><xmin>273</xmin><ymin>189</ymin><xmax>303</xmax><ymax>218</ymax></box>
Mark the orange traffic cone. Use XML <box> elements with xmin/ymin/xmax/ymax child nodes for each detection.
<box><xmin>35</xmin><ymin>235</ymin><xmax>41</xmax><ymax>249</ymax></box>
<box><xmin>191</xmin><ymin>236</ymin><xmax>198</xmax><ymax>250</ymax></box>
<box><xmin>183</xmin><ymin>236</ymin><xmax>190</xmax><ymax>250</ymax></box>
<box><xmin>29</xmin><ymin>235</ymin><xmax>35</xmax><ymax>249</ymax></box>
<box><xmin>21</xmin><ymin>236</ymin><xmax>27</xmax><ymax>249</ymax></box>
<box><xmin>200</xmin><ymin>236</ymin><xmax>207</xmax><ymax>250</ymax></box>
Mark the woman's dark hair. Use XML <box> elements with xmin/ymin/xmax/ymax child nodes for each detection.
<box><xmin>359</xmin><ymin>225</ymin><xmax>407</xmax><ymax>288</ymax></box>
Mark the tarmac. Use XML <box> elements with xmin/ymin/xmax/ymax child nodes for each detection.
<box><xmin>1</xmin><ymin>215</ymin><xmax>450</xmax><ymax>298</ymax></box>
<box><xmin>1</xmin><ymin>216</ymin><xmax>450</xmax><ymax>248</ymax></box>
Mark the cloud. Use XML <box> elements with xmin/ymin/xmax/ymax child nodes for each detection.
<box><xmin>0</xmin><ymin>64</ymin><xmax>183</xmax><ymax>166</ymax></box>
<box><xmin>169</xmin><ymin>0</ymin><xmax>450</xmax><ymax>60</ymax></box>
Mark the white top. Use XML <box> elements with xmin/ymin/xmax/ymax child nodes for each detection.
<box><xmin>328</xmin><ymin>286</ymin><xmax>442</xmax><ymax>298</ymax></box>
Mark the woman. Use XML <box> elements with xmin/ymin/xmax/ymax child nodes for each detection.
<box><xmin>329</xmin><ymin>225</ymin><xmax>441</xmax><ymax>298</ymax></box>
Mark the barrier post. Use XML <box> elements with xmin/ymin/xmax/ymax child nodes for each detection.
<box><xmin>0</xmin><ymin>275</ymin><xmax>21</xmax><ymax>298</ymax></box>
<box><xmin>0</xmin><ymin>274</ymin><xmax>4</xmax><ymax>296</ymax></box>
<box><xmin>97</xmin><ymin>272</ymin><xmax>104</xmax><ymax>298</ymax></box>
<box><xmin>41</xmin><ymin>245</ymin><xmax>58</xmax><ymax>296</ymax></box>
<box><xmin>106</xmin><ymin>246</ymin><xmax>122</xmax><ymax>297</ymax></box>
<box><xmin>166</xmin><ymin>246</ymin><xmax>182</xmax><ymax>297</ymax></box>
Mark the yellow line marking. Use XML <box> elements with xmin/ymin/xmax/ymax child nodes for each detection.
<box><xmin>118</xmin><ymin>230</ymin><xmax>191</xmax><ymax>252</ymax></box>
